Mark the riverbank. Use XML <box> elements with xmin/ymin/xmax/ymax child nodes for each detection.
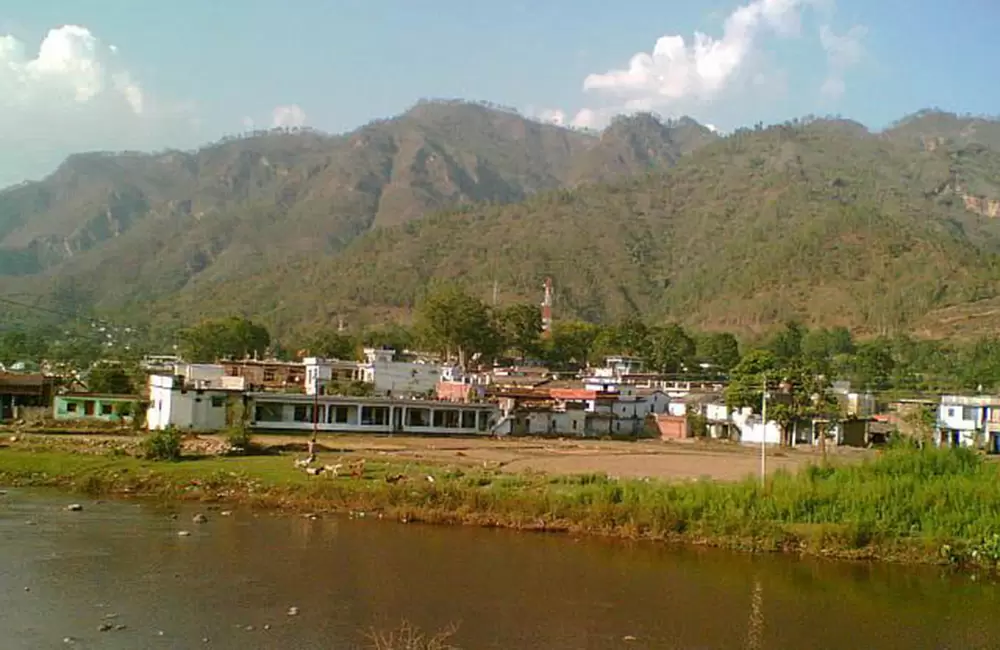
<box><xmin>1</xmin><ymin>439</ymin><xmax>998</xmax><ymax>568</ymax></box>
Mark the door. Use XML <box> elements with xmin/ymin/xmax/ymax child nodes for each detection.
<box><xmin>392</xmin><ymin>407</ymin><xmax>403</xmax><ymax>433</ymax></box>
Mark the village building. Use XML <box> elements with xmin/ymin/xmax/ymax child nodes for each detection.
<box><xmin>302</xmin><ymin>357</ymin><xmax>365</xmax><ymax>396</ymax></box>
<box><xmin>247</xmin><ymin>393</ymin><xmax>497</xmax><ymax>435</ymax></box>
<box><xmin>357</xmin><ymin>348</ymin><xmax>447</xmax><ymax>396</ymax></box>
<box><xmin>53</xmin><ymin>393</ymin><xmax>140</xmax><ymax>423</ymax></box>
<box><xmin>0</xmin><ymin>372</ymin><xmax>56</xmax><ymax>422</ymax></box>
<box><xmin>936</xmin><ymin>395</ymin><xmax>1000</xmax><ymax>449</ymax></box>
<box><xmin>146</xmin><ymin>374</ymin><xmax>236</xmax><ymax>432</ymax></box>
<box><xmin>221</xmin><ymin>359</ymin><xmax>305</xmax><ymax>392</ymax></box>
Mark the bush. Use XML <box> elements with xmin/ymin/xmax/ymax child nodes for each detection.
<box><xmin>225</xmin><ymin>425</ymin><xmax>253</xmax><ymax>455</ymax></box>
<box><xmin>362</xmin><ymin>622</ymin><xmax>459</xmax><ymax>650</ymax></box>
<box><xmin>141</xmin><ymin>427</ymin><xmax>182</xmax><ymax>461</ymax></box>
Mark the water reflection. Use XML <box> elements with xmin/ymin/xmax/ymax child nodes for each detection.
<box><xmin>2</xmin><ymin>489</ymin><xmax>1000</xmax><ymax>649</ymax></box>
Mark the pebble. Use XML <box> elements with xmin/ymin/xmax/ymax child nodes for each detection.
<box><xmin>244</xmin><ymin>625</ymin><xmax>255</xmax><ymax>631</ymax></box>
<box><xmin>115</xmin><ymin>624</ymin><xmax>127</xmax><ymax>631</ymax></box>
<box><xmin>202</xmin><ymin>638</ymin><xmax>209</xmax><ymax>643</ymax></box>
<box><xmin>220</xmin><ymin>510</ymin><xmax>233</xmax><ymax>516</ymax></box>
<box><xmin>263</xmin><ymin>624</ymin><xmax>271</xmax><ymax>631</ymax></box>
<box><xmin>177</xmin><ymin>530</ymin><xmax>191</xmax><ymax>537</ymax></box>
<box><xmin>63</xmin><ymin>637</ymin><xmax>74</xmax><ymax>644</ymax></box>
<box><xmin>287</xmin><ymin>606</ymin><xmax>299</xmax><ymax>616</ymax></box>
<box><xmin>23</xmin><ymin>587</ymin><xmax>29</xmax><ymax>592</ymax></box>
<box><xmin>192</xmin><ymin>513</ymin><xmax>208</xmax><ymax>524</ymax></box>
<box><xmin>25</xmin><ymin>521</ymin><xmax>37</xmax><ymax>526</ymax></box>
<box><xmin>98</xmin><ymin>623</ymin><xmax>113</xmax><ymax>632</ymax></box>
<box><xmin>157</xmin><ymin>630</ymin><xmax>165</xmax><ymax>636</ymax></box>
<box><xmin>66</xmin><ymin>504</ymin><xmax>83</xmax><ymax>512</ymax></box>
<box><xmin>623</xmin><ymin>635</ymin><xmax>637</xmax><ymax>642</ymax></box>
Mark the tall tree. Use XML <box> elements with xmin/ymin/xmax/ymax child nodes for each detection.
<box><xmin>87</xmin><ymin>362</ymin><xmax>135</xmax><ymax>394</ymax></box>
<box><xmin>768</xmin><ymin>320</ymin><xmax>805</xmax><ymax>362</ymax></box>
<box><xmin>178</xmin><ymin>317</ymin><xmax>270</xmax><ymax>363</ymax></box>
<box><xmin>307</xmin><ymin>331</ymin><xmax>357</xmax><ymax>360</ymax></box>
<box><xmin>725</xmin><ymin>350</ymin><xmax>779</xmax><ymax>412</ymax></box>
<box><xmin>542</xmin><ymin>320</ymin><xmax>600</xmax><ymax>368</ymax></box>
<box><xmin>644</xmin><ymin>324</ymin><xmax>695</xmax><ymax>374</ymax></box>
<box><xmin>696</xmin><ymin>332</ymin><xmax>741</xmax><ymax>371</ymax></box>
<box><xmin>851</xmin><ymin>338</ymin><xmax>895</xmax><ymax>391</ymax></box>
<box><xmin>496</xmin><ymin>303</ymin><xmax>543</xmax><ymax>360</ymax></box>
<box><xmin>417</xmin><ymin>284</ymin><xmax>498</xmax><ymax>367</ymax></box>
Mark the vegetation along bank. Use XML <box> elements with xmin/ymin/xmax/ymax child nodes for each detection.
<box><xmin>2</xmin><ymin>438</ymin><xmax>999</xmax><ymax>570</ymax></box>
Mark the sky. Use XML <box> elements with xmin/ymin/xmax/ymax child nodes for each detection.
<box><xmin>1</xmin><ymin>0</ymin><xmax>998</xmax><ymax>187</ymax></box>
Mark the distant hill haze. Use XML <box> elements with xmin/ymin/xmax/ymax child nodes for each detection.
<box><xmin>3</xmin><ymin>102</ymin><xmax>1000</xmax><ymax>339</ymax></box>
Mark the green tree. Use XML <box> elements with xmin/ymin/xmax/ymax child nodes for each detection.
<box><xmin>542</xmin><ymin>320</ymin><xmax>600</xmax><ymax>367</ymax></box>
<box><xmin>725</xmin><ymin>350</ymin><xmax>779</xmax><ymax>411</ymax></box>
<box><xmin>768</xmin><ymin>321</ymin><xmax>805</xmax><ymax>362</ymax></box>
<box><xmin>851</xmin><ymin>338</ymin><xmax>895</xmax><ymax>391</ymax></box>
<box><xmin>696</xmin><ymin>332</ymin><xmax>741</xmax><ymax>371</ymax></box>
<box><xmin>178</xmin><ymin>317</ymin><xmax>271</xmax><ymax>362</ymax></box>
<box><xmin>644</xmin><ymin>324</ymin><xmax>695</xmax><ymax>374</ymax></box>
<box><xmin>87</xmin><ymin>362</ymin><xmax>135</xmax><ymax>394</ymax></box>
<box><xmin>361</xmin><ymin>323</ymin><xmax>415</xmax><ymax>353</ymax></box>
<box><xmin>496</xmin><ymin>303</ymin><xmax>543</xmax><ymax>360</ymax></box>
<box><xmin>417</xmin><ymin>284</ymin><xmax>498</xmax><ymax>367</ymax></box>
<box><xmin>307</xmin><ymin>330</ymin><xmax>357</xmax><ymax>360</ymax></box>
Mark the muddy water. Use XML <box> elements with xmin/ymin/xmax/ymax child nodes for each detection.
<box><xmin>2</xmin><ymin>489</ymin><xmax>1000</xmax><ymax>649</ymax></box>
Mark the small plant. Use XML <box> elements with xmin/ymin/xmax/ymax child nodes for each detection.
<box><xmin>141</xmin><ymin>427</ymin><xmax>182</xmax><ymax>461</ymax></box>
<box><xmin>225</xmin><ymin>425</ymin><xmax>253</xmax><ymax>455</ymax></box>
<box><xmin>362</xmin><ymin>622</ymin><xmax>460</xmax><ymax>650</ymax></box>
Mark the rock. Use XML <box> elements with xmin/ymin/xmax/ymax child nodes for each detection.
<box><xmin>244</xmin><ymin>625</ymin><xmax>254</xmax><ymax>631</ymax></box>
<box><xmin>157</xmin><ymin>630</ymin><xmax>165</xmax><ymax>636</ymax></box>
<box><xmin>287</xmin><ymin>606</ymin><xmax>299</xmax><ymax>616</ymax></box>
<box><xmin>177</xmin><ymin>530</ymin><xmax>191</xmax><ymax>537</ymax></box>
<box><xmin>115</xmin><ymin>624</ymin><xmax>127</xmax><ymax>631</ymax></box>
<box><xmin>220</xmin><ymin>510</ymin><xmax>233</xmax><ymax>516</ymax></box>
<box><xmin>202</xmin><ymin>638</ymin><xmax>209</xmax><ymax>643</ymax></box>
<box><xmin>0</xmin><ymin>490</ymin><xmax>7</xmax><ymax>495</ymax></box>
<box><xmin>169</xmin><ymin>514</ymin><xmax>178</xmax><ymax>520</ymax></box>
<box><xmin>104</xmin><ymin>613</ymin><xmax>119</xmax><ymax>619</ymax></box>
<box><xmin>192</xmin><ymin>513</ymin><xmax>208</xmax><ymax>524</ymax></box>
<box><xmin>263</xmin><ymin>624</ymin><xmax>271</xmax><ymax>631</ymax></box>
<box><xmin>623</xmin><ymin>636</ymin><xmax>637</xmax><ymax>642</ymax></box>
<box><xmin>63</xmin><ymin>637</ymin><xmax>74</xmax><ymax>644</ymax></box>
<box><xmin>23</xmin><ymin>587</ymin><xmax>29</xmax><ymax>592</ymax></box>
<box><xmin>99</xmin><ymin>623</ymin><xmax>113</xmax><ymax>632</ymax></box>
<box><xmin>66</xmin><ymin>504</ymin><xmax>83</xmax><ymax>512</ymax></box>
<box><xmin>9</xmin><ymin>436</ymin><xmax>18</xmax><ymax>442</ymax></box>
<box><xmin>25</xmin><ymin>521</ymin><xmax>36</xmax><ymax>526</ymax></box>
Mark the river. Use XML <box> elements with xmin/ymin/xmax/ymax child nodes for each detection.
<box><xmin>2</xmin><ymin>489</ymin><xmax>1000</xmax><ymax>649</ymax></box>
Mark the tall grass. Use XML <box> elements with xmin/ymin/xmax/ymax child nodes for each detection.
<box><xmin>3</xmin><ymin>444</ymin><xmax>1000</xmax><ymax>565</ymax></box>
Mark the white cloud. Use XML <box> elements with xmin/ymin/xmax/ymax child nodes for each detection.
<box><xmin>272</xmin><ymin>104</ymin><xmax>306</xmax><ymax>128</ymax></box>
<box><xmin>551</xmin><ymin>0</ymin><xmax>861</xmax><ymax>130</ymax></box>
<box><xmin>0</xmin><ymin>25</ymin><xmax>200</xmax><ymax>187</ymax></box>
<box><xmin>819</xmin><ymin>24</ymin><xmax>866</xmax><ymax>98</ymax></box>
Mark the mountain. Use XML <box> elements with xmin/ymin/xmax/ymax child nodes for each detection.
<box><xmin>4</xmin><ymin>105</ymin><xmax>1000</xmax><ymax>340</ymax></box>
<box><xmin>0</xmin><ymin>101</ymin><xmax>712</xmax><ymax>282</ymax></box>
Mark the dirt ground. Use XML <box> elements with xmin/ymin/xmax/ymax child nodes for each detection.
<box><xmin>265</xmin><ymin>434</ymin><xmax>873</xmax><ymax>482</ymax></box>
<box><xmin>1</xmin><ymin>427</ymin><xmax>874</xmax><ymax>482</ymax></box>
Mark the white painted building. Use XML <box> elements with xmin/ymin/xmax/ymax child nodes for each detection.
<box><xmin>248</xmin><ymin>393</ymin><xmax>497</xmax><ymax>435</ymax></box>
<box><xmin>937</xmin><ymin>395</ymin><xmax>1000</xmax><ymax>448</ymax></box>
<box><xmin>731</xmin><ymin>407</ymin><xmax>782</xmax><ymax>445</ymax></box>
<box><xmin>302</xmin><ymin>357</ymin><xmax>364</xmax><ymax>396</ymax></box>
<box><xmin>146</xmin><ymin>374</ymin><xmax>233</xmax><ymax>431</ymax></box>
<box><xmin>360</xmin><ymin>348</ymin><xmax>445</xmax><ymax>397</ymax></box>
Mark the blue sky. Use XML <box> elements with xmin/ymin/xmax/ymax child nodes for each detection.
<box><xmin>1</xmin><ymin>0</ymin><xmax>997</xmax><ymax>186</ymax></box>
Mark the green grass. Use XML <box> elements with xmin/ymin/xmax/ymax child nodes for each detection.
<box><xmin>3</xmin><ymin>444</ymin><xmax>1000</xmax><ymax>567</ymax></box>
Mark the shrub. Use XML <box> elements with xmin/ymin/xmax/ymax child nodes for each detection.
<box><xmin>141</xmin><ymin>427</ymin><xmax>182</xmax><ymax>461</ymax></box>
<box><xmin>362</xmin><ymin>622</ymin><xmax>459</xmax><ymax>650</ymax></box>
<box><xmin>224</xmin><ymin>425</ymin><xmax>253</xmax><ymax>455</ymax></box>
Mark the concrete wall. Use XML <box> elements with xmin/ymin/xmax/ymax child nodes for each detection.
<box><xmin>147</xmin><ymin>375</ymin><xmax>229</xmax><ymax>431</ymax></box>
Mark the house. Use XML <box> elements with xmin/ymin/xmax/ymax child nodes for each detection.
<box><xmin>937</xmin><ymin>395</ymin><xmax>1000</xmax><ymax>448</ymax></box>
<box><xmin>147</xmin><ymin>374</ymin><xmax>236</xmax><ymax>431</ymax></box>
<box><xmin>175</xmin><ymin>363</ymin><xmax>247</xmax><ymax>390</ymax></box>
<box><xmin>0</xmin><ymin>372</ymin><xmax>55</xmax><ymax>421</ymax></box>
<box><xmin>220</xmin><ymin>359</ymin><xmax>305</xmax><ymax>392</ymax></box>
<box><xmin>359</xmin><ymin>348</ymin><xmax>445</xmax><ymax>397</ymax></box>
<box><xmin>53</xmin><ymin>393</ymin><xmax>140</xmax><ymax>423</ymax></box>
<box><xmin>649</xmin><ymin>414</ymin><xmax>691</xmax><ymax>440</ymax></box>
<box><xmin>247</xmin><ymin>392</ymin><xmax>498</xmax><ymax>436</ymax></box>
<box><xmin>302</xmin><ymin>357</ymin><xmax>365</xmax><ymax>396</ymax></box>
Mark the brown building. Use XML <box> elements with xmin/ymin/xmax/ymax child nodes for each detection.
<box><xmin>220</xmin><ymin>360</ymin><xmax>305</xmax><ymax>392</ymax></box>
<box><xmin>0</xmin><ymin>373</ymin><xmax>56</xmax><ymax>421</ymax></box>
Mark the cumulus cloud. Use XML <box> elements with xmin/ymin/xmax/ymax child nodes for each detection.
<box><xmin>0</xmin><ymin>25</ymin><xmax>200</xmax><ymax>187</ymax></box>
<box><xmin>272</xmin><ymin>104</ymin><xmax>306</xmax><ymax>128</ymax></box>
<box><xmin>548</xmin><ymin>0</ymin><xmax>862</xmax><ymax>130</ymax></box>
<box><xmin>819</xmin><ymin>24</ymin><xmax>866</xmax><ymax>98</ymax></box>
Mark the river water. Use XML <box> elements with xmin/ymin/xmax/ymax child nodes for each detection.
<box><xmin>3</xmin><ymin>489</ymin><xmax>1000</xmax><ymax>649</ymax></box>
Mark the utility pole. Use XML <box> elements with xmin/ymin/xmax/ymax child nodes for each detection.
<box><xmin>760</xmin><ymin>374</ymin><xmax>768</xmax><ymax>487</ymax></box>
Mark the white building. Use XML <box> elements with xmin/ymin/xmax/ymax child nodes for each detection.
<box><xmin>731</xmin><ymin>407</ymin><xmax>782</xmax><ymax>445</ymax></box>
<box><xmin>302</xmin><ymin>357</ymin><xmax>364</xmax><ymax>396</ymax></box>
<box><xmin>248</xmin><ymin>393</ymin><xmax>497</xmax><ymax>435</ymax></box>
<box><xmin>937</xmin><ymin>395</ymin><xmax>1000</xmax><ymax>448</ymax></box>
<box><xmin>360</xmin><ymin>348</ymin><xmax>445</xmax><ymax>397</ymax></box>
<box><xmin>146</xmin><ymin>375</ymin><xmax>234</xmax><ymax>431</ymax></box>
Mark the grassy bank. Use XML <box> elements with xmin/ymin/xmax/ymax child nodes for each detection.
<box><xmin>2</xmin><ymin>442</ymin><xmax>999</xmax><ymax>567</ymax></box>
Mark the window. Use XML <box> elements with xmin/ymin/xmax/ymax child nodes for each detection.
<box><xmin>572</xmin><ymin>420</ymin><xmax>577</xmax><ymax>430</ymax></box>
<box><xmin>478</xmin><ymin>411</ymin><xmax>490</xmax><ymax>432</ymax></box>
<box><xmin>947</xmin><ymin>408</ymin><xmax>956</xmax><ymax>418</ymax></box>
<box><xmin>329</xmin><ymin>406</ymin><xmax>351</xmax><ymax>424</ymax></box>
<box><xmin>100</xmin><ymin>403</ymin><xmax>114</xmax><ymax>416</ymax></box>
<box><xmin>406</xmin><ymin>408</ymin><xmax>430</xmax><ymax>427</ymax></box>
<box><xmin>461</xmin><ymin>411</ymin><xmax>476</xmax><ymax>429</ymax></box>
<box><xmin>255</xmin><ymin>403</ymin><xmax>284</xmax><ymax>422</ymax></box>
<box><xmin>211</xmin><ymin>396</ymin><xmax>225</xmax><ymax>408</ymax></box>
<box><xmin>963</xmin><ymin>407</ymin><xmax>977</xmax><ymax>421</ymax></box>
<box><xmin>84</xmin><ymin>401</ymin><xmax>95</xmax><ymax>416</ymax></box>
<box><xmin>263</xmin><ymin>369</ymin><xmax>276</xmax><ymax>382</ymax></box>
<box><xmin>66</xmin><ymin>402</ymin><xmax>78</xmax><ymax>413</ymax></box>
<box><xmin>361</xmin><ymin>406</ymin><xmax>389</xmax><ymax>426</ymax></box>
<box><xmin>293</xmin><ymin>405</ymin><xmax>314</xmax><ymax>422</ymax></box>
